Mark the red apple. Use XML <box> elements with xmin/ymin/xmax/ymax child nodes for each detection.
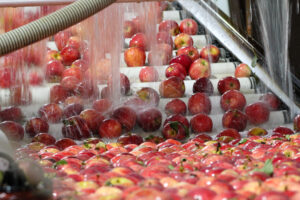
<box><xmin>158</xmin><ymin>20</ymin><xmax>180</xmax><ymax>36</ymax></box>
<box><xmin>294</xmin><ymin>114</ymin><xmax>300</xmax><ymax>132</ymax></box>
<box><xmin>29</xmin><ymin>71</ymin><xmax>43</xmax><ymax>86</ymax></box>
<box><xmin>217</xmin><ymin>76</ymin><xmax>240</xmax><ymax>95</ymax></box>
<box><xmin>74</xmin><ymin>80</ymin><xmax>99</xmax><ymax>99</ymax></box>
<box><xmin>0</xmin><ymin>67</ymin><xmax>14</xmax><ymax>88</ymax></box>
<box><xmin>179</xmin><ymin>18</ymin><xmax>198</xmax><ymax>35</ymax></box>
<box><xmin>64</xmin><ymin>96</ymin><xmax>84</xmax><ymax>107</ymax></box>
<box><xmin>62</xmin><ymin>103</ymin><xmax>84</xmax><ymax>119</ymax></box>
<box><xmin>137</xmin><ymin>108</ymin><xmax>162</xmax><ymax>132</ymax></box>
<box><xmin>139</xmin><ymin>67</ymin><xmax>159</xmax><ymax>82</ymax></box>
<box><xmin>174</xmin><ymin>33</ymin><xmax>193</xmax><ymax>49</ymax></box>
<box><xmin>188</xmin><ymin>93</ymin><xmax>211</xmax><ymax>115</ymax></box>
<box><xmin>165</xmin><ymin>63</ymin><xmax>187</xmax><ymax>80</ymax></box>
<box><xmin>54</xmin><ymin>30</ymin><xmax>72</xmax><ymax>51</ymax></box>
<box><xmin>123</xmin><ymin>20</ymin><xmax>136</xmax><ymax>38</ymax></box>
<box><xmin>129</xmin><ymin>33</ymin><xmax>148</xmax><ymax>51</ymax></box>
<box><xmin>61</xmin><ymin>76</ymin><xmax>81</xmax><ymax>92</ymax></box>
<box><xmin>117</xmin><ymin>133</ymin><xmax>143</xmax><ymax>145</ymax></box>
<box><xmin>39</xmin><ymin>103</ymin><xmax>63</xmax><ymax>123</ymax></box>
<box><xmin>200</xmin><ymin>45</ymin><xmax>220</xmax><ymax>63</ymax></box>
<box><xmin>0</xmin><ymin>106</ymin><xmax>23</xmax><ymax>122</ymax></box>
<box><xmin>108</xmin><ymin>73</ymin><xmax>131</xmax><ymax>95</ymax></box>
<box><xmin>222</xmin><ymin>109</ymin><xmax>247</xmax><ymax>131</ymax></box>
<box><xmin>165</xmin><ymin>98</ymin><xmax>187</xmax><ymax>116</ymax></box>
<box><xmin>169</xmin><ymin>54</ymin><xmax>193</xmax><ymax>73</ymax></box>
<box><xmin>189</xmin><ymin>58</ymin><xmax>211</xmax><ymax>80</ymax></box>
<box><xmin>220</xmin><ymin>90</ymin><xmax>246</xmax><ymax>111</ymax></box>
<box><xmin>136</xmin><ymin>87</ymin><xmax>160</xmax><ymax>107</ymax></box>
<box><xmin>259</xmin><ymin>93</ymin><xmax>281</xmax><ymax>111</ymax></box>
<box><xmin>159</xmin><ymin>76</ymin><xmax>185</xmax><ymax>98</ymax></box>
<box><xmin>45</xmin><ymin>60</ymin><xmax>65</xmax><ymax>83</ymax></box>
<box><xmin>112</xmin><ymin>106</ymin><xmax>137</xmax><ymax>132</ymax></box>
<box><xmin>156</xmin><ymin>31</ymin><xmax>173</xmax><ymax>47</ymax></box>
<box><xmin>247</xmin><ymin>127</ymin><xmax>268</xmax><ymax>136</ymax></box>
<box><xmin>50</xmin><ymin>85</ymin><xmax>68</xmax><ymax>104</ymax></box>
<box><xmin>0</xmin><ymin>121</ymin><xmax>24</xmax><ymax>141</ymax></box>
<box><xmin>124</xmin><ymin>47</ymin><xmax>146</xmax><ymax>67</ymax></box>
<box><xmin>272</xmin><ymin>126</ymin><xmax>294</xmax><ymax>136</ymax></box>
<box><xmin>80</xmin><ymin>109</ymin><xmax>104</xmax><ymax>134</ymax></box>
<box><xmin>235</xmin><ymin>63</ymin><xmax>251</xmax><ymax>78</ymax></box>
<box><xmin>98</xmin><ymin>119</ymin><xmax>122</xmax><ymax>138</ymax></box>
<box><xmin>162</xmin><ymin>121</ymin><xmax>188</xmax><ymax>140</ymax></box>
<box><xmin>71</xmin><ymin>59</ymin><xmax>89</xmax><ymax>72</ymax></box>
<box><xmin>190</xmin><ymin>113</ymin><xmax>213</xmax><ymax>133</ymax></box>
<box><xmin>55</xmin><ymin>138</ymin><xmax>76</xmax><ymax>150</ymax></box>
<box><xmin>62</xmin><ymin>66</ymin><xmax>83</xmax><ymax>81</ymax></box>
<box><xmin>46</xmin><ymin>50</ymin><xmax>62</xmax><ymax>62</ymax></box>
<box><xmin>62</xmin><ymin>116</ymin><xmax>91</xmax><ymax>140</ymax></box>
<box><xmin>67</xmin><ymin>36</ymin><xmax>83</xmax><ymax>50</ymax></box>
<box><xmin>148</xmin><ymin>43</ymin><xmax>172</xmax><ymax>66</ymax></box>
<box><xmin>163</xmin><ymin>114</ymin><xmax>189</xmax><ymax>130</ymax></box>
<box><xmin>92</xmin><ymin>99</ymin><xmax>112</xmax><ymax>114</ymax></box>
<box><xmin>177</xmin><ymin>46</ymin><xmax>200</xmax><ymax>62</ymax></box>
<box><xmin>32</xmin><ymin>133</ymin><xmax>56</xmax><ymax>145</ymax></box>
<box><xmin>245</xmin><ymin>102</ymin><xmax>270</xmax><ymax>125</ymax></box>
<box><xmin>132</xmin><ymin>16</ymin><xmax>145</xmax><ymax>33</ymax></box>
<box><xmin>187</xmin><ymin>188</ymin><xmax>216</xmax><ymax>200</ymax></box>
<box><xmin>25</xmin><ymin>117</ymin><xmax>49</xmax><ymax>137</ymax></box>
<box><xmin>216</xmin><ymin>128</ymin><xmax>241</xmax><ymax>142</ymax></box>
<box><xmin>193</xmin><ymin>77</ymin><xmax>214</xmax><ymax>95</ymax></box>
<box><xmin>61</xmin><ymin>45</ymin><xmax>81</xmax><ymax>66</ymax></box>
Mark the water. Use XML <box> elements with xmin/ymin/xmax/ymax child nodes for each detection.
<box><xmin>256</xmin><ymin>0</ymin><xmax>296</xmax><ymax>115</ymax></box>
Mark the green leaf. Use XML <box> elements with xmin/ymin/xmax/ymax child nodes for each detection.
<box><xmin>137</xmin><ymin>160</ymin><xmax>144</xmax><ymax>166</ymax></box>
<box><xmin>169</xmin><ymin>122</ymin><xmax>179</xmax><ymax>132</ymax></box>
<box><xmin>238</xmin><ymin>138</ymin><xmax>248</xmax><ymax>145</ymax></box>
<box><xmin>83</xmin><ymin>142</ymin><xmax>91</xmax><ymax>149</ymax></box>
<box><xmin>251</xmin><ymin>54</ymin><xmax>258</xmax><ymax>68</ymax></box>
<box><xmin>53</xmin><ymin>160</ymin><xmax>68</xmax><ymax>169</ymax></box>
<box><xmin>253</xmin><ymin>159</ymin><xmax>273</xmax><ymax>176</ymax></box>
<box><xmin>168</xmin><ymin>165</ymin><xmax>175</xmax><ymax>170</ymax></box>
<box><xmin>285</xmin><ymin>135</ymin><xmax>291</xmax><ymax>141</ymax></box>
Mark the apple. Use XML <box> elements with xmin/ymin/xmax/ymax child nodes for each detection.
<box><xmin>74</xmin><ymin>80</ymin><xmax>99</xmax><ymax>99</ymax></box>
<box><xmin>139</xmin><ymin>67</ymin><xmax>159</xmax><ymax>82</ymax></box>
<box><xmin>188</xmin><ymin>93</ymin><xmax>211</xmax><ymax>115</ymax></box>
<box><xmin>169</xmin><ymin>54</ymin><xmax>193</xmax><ymax>73</ymax></box>
<box><xmin>148</xmin><ymin>43</ymin><xmax>172</xmax><ymax>66</ymax></box>
<box><xmin>112</xmin><ymin>106</ymin><xmax>137</xmax><ymax>132</ymax></box>
<box><xmin>45</xmin><ymin>60</ymin><xmax>65</xmax><ymax>83</ymax></box>
<box><xmin>108</xmin><ymin>73</ymin><xmax>131</xmax><ymax>95</ymax></box>
<box><xmin>80</xmin><ymin>109</ymin><xmax>104</xmax><ymax>134</ymax></box>
<box><xmin>61</xmin><ymin>45</ymin><xmax>81</xmax><ymax>66</ymax></box>
<box><xmin>100</xmin><ymin>86</ymin><xmax>111</xmax><ymax>99</ymax></box>
<box><xmin>0</xmin><ymin>67</ymin><xmax>13</xmax><ymax>88</ymax></box>
<box><xmin>0</xmin><ymin>121</ymin><xmax>24</xmax><ymax>141</ymax></box>
<box><xmin>46</xmin><ymin>50</ymin><xmax>62</xmax><ymax>62</ymax></box>
<box><xmin>165</xmin><ymin>63</ymin><xmax>187</xmax><ymax>80</ymax></box>
<box><xmin>129</xmin><ymin>33</ymin><xmax>148</xmax><ymax>51</ymax></box>
<box><xmin>132</xmin><ymin>16</ymin><xmax>146</xmax><ymax>33</ymax></box>
<box><xmin>174</xmin><ymin>33</ymin><xmax>193</xmax><ymax>49</ymax></box>
<box><xmin>187</xmin><ymin>187</ymin><xmax>216</xmax><ymax>200</ymax></box>
<box><xmin>39</xmin><ymin>103</ymin><xmax>63</xmax><ymax>123</ymax></box>
<box><xmin>162</xmin><ymin>121</ymin><xmax>188</xmax><ymax>140</ymax></box>
<box><xmin>222</xmin><ymin>109</ymin><xmax>247</xmax><ymax>131</ymax></box>
<box><xmin>247</xmin><ymin>127</ymin><xmax>268</xmax><ymax>136</ymax></box>
<box><xmin>62</xmin><ymin>66</ymin><xmax>83</xmax><ymax>81</ymax></box>
<box><xmin>156</xmin><ymin>31</ymin><xmax>173</xmax><ymax>47</ymax></box>
<box><xmin>62</xmin><ymin>116</ymin><xmax>91</xmax><ymax>140</ymax></box>
<box><xmin>216</xmin><ymin>128</ymin><xmax>241</xmax><ymax>141</ymax></box>
<box><xmin>136</xmin><ymin>87</ymin><xmax>160</xmax><ymax>107</ymax></box>
<box><xmin>259</xmin><ymin>93</ymin><xmax>281</xmax><ymax>111</ymax></box>
<box><xmin>179</xmin><ymin>18</ymin><xmax>198</xmax><ymax>35</ymax></box>
<box><xmin>177</xmin><ymin>46</ymin><xmax>200</xmax><ymax>62</ymax></box>
<box><xmin>117</xmin><ymin>133</ymin><xmax>143</xmax><ymax>145</ymax></box>
<box><xmin>32</xmin><ymin>133</ymin><xmax>56</xmax><ymax>145</ymax></box>
<box><xmin>62</xmin><ymin>103</ymin><xmax>84</xmax><ymax>119</ymax></box>
<box><xmin>50</xmin><ymin>85</ymin><xmax>68</xmax><ymax>104</ymax></box>
<box><xmin>124</xmin><ymin>47</ymin><xmax>146</xmax><ymax>67</ymax></box>
<box><xmin>294</xmin><ymin>114</ymin><xmax>300</xmax><ymax>132</ymax></box>
<box><xmin>193</xmin><ymin>77</ymin><xmax>214</xmax><ymax>95</ymax></box>
<box><xmin>61</xmin><ymin>76</ymin><xmax>81</xmax><ymax>92</ymax></box>
<box><xmin>29</xmin><ymin>71</ymin><xmax>43</xmax><ymax>86</ymax></box>
<box><xmin>220</xmin><ymin>90</ymin><xmax>246</xmax><ymax>111</ymax></box>
<box><xmin>190</xmin><ymin>113</ymin><xmax>213</xmax><ymax>133</ymax></box>
<box><xmin>159</xmin><ymin>76</ymin><xmax>185</xmax><ymax>98</ymax></box>
<box><xmin>158</xmin><ymin>20</ymin><xmax>180</xmax><ymax>36</ymax></box>
<box><xmin>0</xmin><ymin>106</ymin><xmax>23</xmax><ymax>123</ymax></box>
<box><xmin>98</xmin><ymin>119</ymin><xmax>122</xmax><ymax>138</ymax></box>
<box><xmin>123</xmin><ymin>20</ymin><xmax>136</xmax><ymax>38</ymax></box>
<box><xmin>217</xmin><ymin>76</ymin><xmax>240</xmax><ymax>94</ymax></box>
<box><xmin>189</xmin><ymin>58</ymin><xmax>211</xmax><ymax>80</ymax></box>
<box><xmin>272</xmin><ymin>126</ymin><xmax>294</xmax><ymax>136</ymax></box>
<box><xmin>165</xmin><ymin>98</ymin><xmax>187</xmax><ymax>116</ymax></box>
<box><xmin>200</xmin><ymin>45</ymin><xmax>220</xmax><ymax>63</ymax></box>
<box><xmin>54</xmin><ymin>30</ymin><xmax>72</xmax><ymax>51</ymax></box>
<box><xmin>245</xmin><ymin>102</ymin><xmax>270</xmax><ymax>125</ymax></box>
<box><xmin>67</xmin><ymin>36</ymin><xmax>83</xmax><ymax>50</ymax></box>
<box><xmin>92</xmin><ymin>99</ymin><xmax>112</xmax><ymax>114</ymax></box>
<box><xmin>25</xmin><ymin>117</ymin><xmax>49</xmax><ymax>137</ymax></box>
<box><xmin>64</xmin><ymin>96</ymin><xmax>84</xmax><ymax>107</ymax></box>
<box><xmin>71</xmin><ymin>59</ymin><xmax>89</xmax><ymax>72</ymax></box>
<box><xmin>137</xmin><ymin>108</ymin><xmax>162</xmax><ymax>132</ymax></box>
<box><xmin>235</xmin><ymin>63</ymin><xmax>252</xmax><ymax>78</ymax></box>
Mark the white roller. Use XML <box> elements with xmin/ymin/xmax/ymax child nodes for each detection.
<box><xmin>162</xmin><ymin>10</ymin><xmax>181</xmax><ymax>21</ymax></box>
<box><xmin>0</xmin><ymin>89</ymin><xmax>10</xmax><ymax>107</ymax></box>
<box><xmin>0</xmin><ymin>130</ymin><xmax>14</xmax><ymax>157</ymax></box>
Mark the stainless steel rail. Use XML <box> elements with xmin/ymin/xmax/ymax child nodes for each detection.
<box><xmin>177</xmin><ymin>0</ymin><xmax>300</xmax><ymax>116</ymax></box>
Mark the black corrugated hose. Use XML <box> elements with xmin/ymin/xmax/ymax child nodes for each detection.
<box><xmin>0</xmin><ymin>0</ymin><xmax>116</xmax><ymax>56</ymax></box>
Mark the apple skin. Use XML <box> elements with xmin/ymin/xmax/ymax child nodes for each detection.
<box><xmin>29</xmin><ymin>72</ymin><xmax>43</xmax><ymax>86</ymax></box>
<box><xmin>159</xmin><ymin>76</ymin><xmax>185</xmax><ymax>98</ymax></box>
<box><xmin>163</xmin><ymin>114</ymin><xmax>189</xmax><ymax>130</ymax></box>
<box><xmin>38</xmin><ymin>103</ymin><xmax>63</xmax><ymax>123</ymax></box>
<box><xmin>174</xmin><ymin>33</ymin><xmax>194</xmax><ymax>50</ymax></box>
<box><xmin>259</xmin><ymin>93</ymin><xmax>281</xmax><ymax>111</ymax></box>
<box><xmin>139</xmin><ymin>67</ymin><xmax>159</xmax><ymax>82</ymax></box>
<box><xmin>156</xmin><ymin>31</ymin><xmax>173</xmax><ymax>47</ymax></box>
<box><xmin>294</xmin><ymin>114</ymin><xmax>300</xmax><ymax>132</ymax></box>
<box><xmin>54</xmin><ymin>30</ymin><xmax>72</xmax><ymax>51</ymax></box>
<box><xmin>98</xmin><ymin>119</ymin><xmax>122</xmax><ymax>138</ymax></box>
<box><xmin>189</xmin><ymin>58</ymin><xmax>211</xmax><ymax>80</ymax></box>
<box><xmin>169</xmin><ymin>54</ymin><xmax>193</xmax><ymax>73</ymax></box>
<box><xmin>71</xmin><ymin>59</ymin><xmax>89</xmax><ymax>72</ymax></box>
<box><xmin>45</xmin><ymin>60</ymin><xmax>65</xmax><ymax>83</ymax></box>
<box><xmin>136</xmin><ymin>87</ymin><xmax>160</xmax><ymax>107</ymax></box>
<box><xmin>61</xmin><ymin>76</ymin><xmax>81</xmax><ymax>92</ymax></box>
<box><xmin>245</xmin><ymin>102</ymin><xmax>270</xmax><ymax>125</ymax></box>
<box><xmin>190</xmin><ymin>113</ymin><xmax>213</xmax><ymax>133</ymax></box>
<box><xmin>107</xmin><ymin>73</ymin><xmax>131</xmax><ymax>95</ymax></box>
<box><xmin>272</xmin><ymin>126</ymin><xmax>294</xmax><ymax>136</ymax></box>
<box><xmin>112</xmin><ymin>106</ymin><xmax>137</xmax><ymax>132</ymax></box>
<box><xmin>61</xmin><ymin>45</ymin><xmax>81</xmax><ymax>66</ymax></box>
<box><xmin>124</xmin><ymin>47</ymin><xmax>146</xmax><ymax>67</ymax></box>
<box><xmin>50</xmin><ymin>85</ymin><xmax>68</xmax><ymax>104</ymax></box>
<box><xmin>162</xmin><ymin>121</ymin><xmax>188</xmax><ymax>140</ymax></box>
<box><xmin>177</xmin><ymin>46</ymin><xmax>200</xmax><ymax>62</ymax></box>
<box><xmin>137</xmin><ymin>108</ymin><xmax>162</xmax><ymax>132</ymax></box>
<box><xmin>200</xmin><ymin>45</ymin><xmax>220</xmax><ymax>63</ymax></box>
<box><xmin>123</xmin><ymin>20</ymin><xmax>136</xmax><ymax>38</ymax></box>
<box><xmin>62</xmin><ymin>66</ymin><xmax>83</xmax><ymax>81</ymax></box>
<box><xmin>247</xmin><ymin>127</ymin><xmax>268</xmax><ymax>137</ymax></box>
<box><xmin>0</xmin><ymin>121</ymin><xmax>24</xmax><ymax>141</ymax></box>
<box><xmin>235</xmin><ymin>63</ymin><xmax>252</xmax><ymax>78</ymax></box>
<box><xmin>158</xmin><ymin>20</ymin><xmax>180</xmax><ymax>36</ymax></box>
<box><xmin>188</xmin><ymin>93</ymin><xmax>211</xmax><ymax>115</ymax></box>
<box><xmin>193</xmin><ymin>77</ymin><xmax>214</xmax><ymax>95</ymax></box>
<box><xmin>165</xmin><ymin>98</ymin><xmax>187</xmax><ymax>116</ymax></box>
<box><xmin>148</xmin><ymin>43</ymin><xmax>172</xmax><ymax>66</ymax></box>
<box><xmin>222</xmin><ymin>109</ymin><xmax>247</xmax><ymax>131</ymax></box>
<box><xmin>217</xmin><ymin>76</ymin><xmax>240</xmax><ymax>95</ymax></box>
<box><xmin>0</xmin><ymin>67</ymin><xmax>14</xmax><ymax>88</ymax></box>
<box><xmin>46</xmin><ymin>50</ymin><xmax>62</xmax><ymax>62</ymax></box>
<box><xmin>187</xmin><ymin>187</ymin><xmax>217</xmax><ymax>200</ymax></box>
<box><xmin>217</xmin><ymin>128</ymin><xmax>241</xmax><ymax>141</ymax></box>
<box><xmin>220</xmin><ymin>90</ymin><xmax>246</xmax><ymax>111</ymax></box>
<box><xmin>79</xmin><ymin>109</ymin><xmax>104</xmax><ymax>134</ymax></box>
<box><xmin>129</xmin><ymin>33</ymin><xmax>148</xmax><ymax>51</ymax></box>
<box><xmin>0</xmin><ymin>106</ymin><xmax>23</xmax><ymax>123</ymax></box>
<box><xmin>179</xmin><ymin>18</ymin><xmax>198</xmax><ymax>35</ymax></box>
<box><xmin>62</xmin><ymin>116</ymin><xmax>92</xmax><ymax>140</ymax></box>
<box><xmin>25</xmin><ymin>117</ymin><xmax>49</xmax><ymax>137</ymax></box>
<box><xmin>165</xmin><ymin>63</ymin><xmax>187</xmax><ymax>80</ymax></box>
<box><xmin>32</xmin><ymin>133</ymin><xmax>56</xmax><ymax>145</ymax></box>
<box><xmin>117</xmin><ymin>133</ymin><xmax>143</xmax><ymax>145</ymax></box>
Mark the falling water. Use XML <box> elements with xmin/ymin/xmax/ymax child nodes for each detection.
<box><xmin>256</xmin><ymin>0</ymin><xmax>295</xmax><ymax>114</ymax></box>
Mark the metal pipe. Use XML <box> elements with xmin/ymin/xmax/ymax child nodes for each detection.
<box><xmin>0</xmin><ymin>0</ymin><xmax>168</xmax><ymax>7</ymax></box>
